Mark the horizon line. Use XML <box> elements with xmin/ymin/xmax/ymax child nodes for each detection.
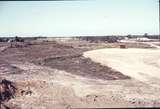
<box><xmin>0</xmin><ymin>34</ymin><xmax>159</xmax><ymax>38</ymax></box>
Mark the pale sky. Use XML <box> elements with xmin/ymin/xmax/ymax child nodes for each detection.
<box><xmin>0</xmin><ymin>0</ymin><xmax>159</xmax><ymax>37</ymax></box>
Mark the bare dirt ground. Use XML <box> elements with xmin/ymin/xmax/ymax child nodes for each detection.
<box><xmin>84</xmin><ymin>48</ymin><xmax>160</xmax><ymax>82</ymax></box>
<box><xmin>84</xmin><ymin>48</ymin><xmax>160</xmax><ymax>106</ymax></box>
<box><xmin>0</xmin><ymin>41</ymin><xmax>160</xmax><ymax>109</ymax></box>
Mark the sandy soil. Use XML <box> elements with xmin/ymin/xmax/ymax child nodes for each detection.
<box><xmin>84</xmin><ymin>48</ymin><xmax>160</xmax><ymax>87</ymax></box>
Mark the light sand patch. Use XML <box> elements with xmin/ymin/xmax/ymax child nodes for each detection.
<box><xmin>84</xmin><ymin>48</ymin><xmax>160</xmax><ymax>84</ymax></box>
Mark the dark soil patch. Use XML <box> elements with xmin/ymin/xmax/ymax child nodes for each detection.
<box><xmin>0</xmin><ymin>79</ymin><xmax>17</xmax><ymax>104</ymax></box>
<box><xmin>35</xmin><ymin>55</ymin><xmax>130</xmax><ymax>80</ymax></box>
<box><xmin>0</xmin><ymin>41</ymin><xmax>130</xmax><ymax>80</ymax></box>
<box><xmin>0</xmin><ymin>41</ymin><xmax>84</xmax><ymax>63</ymax></box>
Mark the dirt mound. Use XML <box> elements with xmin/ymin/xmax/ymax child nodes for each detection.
<box><xmin>0</xmin><ymin>79</ymin><xmax>17</xmax><ymax>102</ymax></box>
<box><xmin>0</xmin><ymin>79</ymin><xmax>19</xmax><ymax>109</ymax></box>
<box><xmin>0</xmin><ymin>79</ymin><xmax>40</xmax><ymax>109</ymax></box>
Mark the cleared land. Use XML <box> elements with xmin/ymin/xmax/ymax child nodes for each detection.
<box><xmin>84</xmin><ymin>48</ymin><xmax>160</xmax><ymax>84</ymax></box>
<box><xmin>0</xmin><ymin>40</ymin><xmax>160</xmax><ymax>109</ymax></box>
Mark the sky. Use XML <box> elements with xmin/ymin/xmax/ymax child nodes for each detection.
<box><xmin>0</xmin><ymin>0</ymin><xmax>159</xmax><ymax>37</ymax></box>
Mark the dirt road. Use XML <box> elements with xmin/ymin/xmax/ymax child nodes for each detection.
<box><xmin>84</xmin><ymin>48</ymin><xmax>160</xmax><ymax>87</ymax></box>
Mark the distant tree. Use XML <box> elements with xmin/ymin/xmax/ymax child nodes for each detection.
<box><xmin>15</xmin><ymin>36</ymin><xmax>19</xmax><ymax>42</ymax></box>
<box><xmin>144</xmin><ymin>33</ymin><xmax>148</xmax><ymax>37</ymax></box>
<box><xmin>14</xmin><ymin>36</ymin><xmax>24</xmax><ymax>42</ymax></box>
<box><xmin>126</xmin><ymin>34</ymin><xmax>132</xmax><ymax>38</ymax></box>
